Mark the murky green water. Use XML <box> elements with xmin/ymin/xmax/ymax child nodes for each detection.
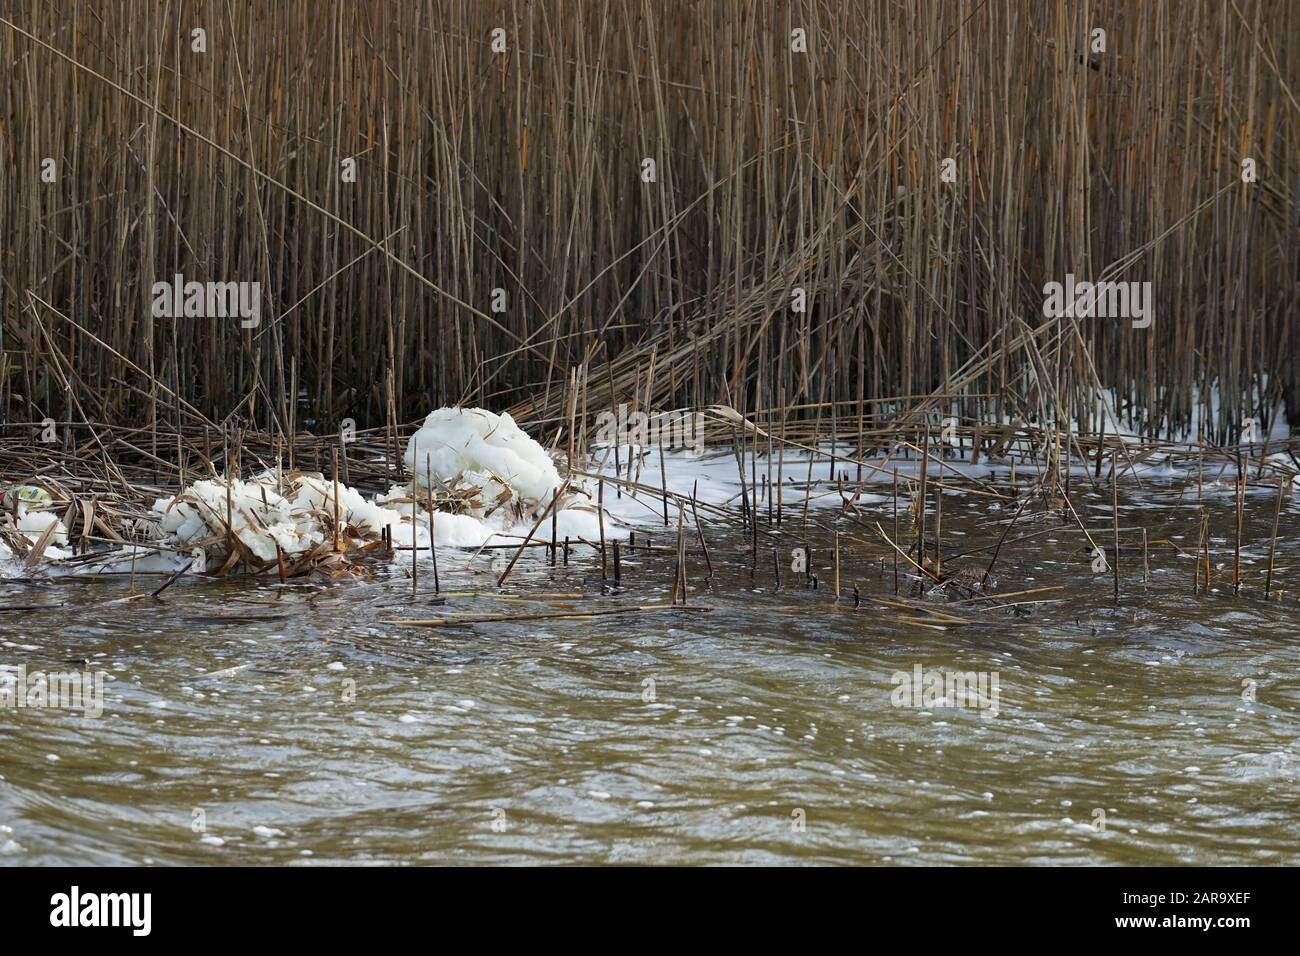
<box><xmin>2</xmin><ymin>480</ymin><xmax>1297</xmax><ymax>865</ymax></box>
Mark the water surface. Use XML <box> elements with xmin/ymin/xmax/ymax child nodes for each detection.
<box><xmin>2</xmin><ymin>479</ymin><xmax>1297</xmax><ymax>864</ymax></box>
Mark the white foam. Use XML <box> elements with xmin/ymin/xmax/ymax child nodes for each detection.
<box><xmin>405</xmin><ymin>406</ymin><xmax>561</xmax><ymax>510</ymax></box>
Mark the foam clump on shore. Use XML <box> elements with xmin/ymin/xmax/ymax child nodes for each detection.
<box><xmin>12</xmin><ymin>406</ymin><xmax>624</xmax><ymax>576</ymax></box>
<box><xmin>138</xmin><ymin>408</ymin><xmax>571</xmax><ymax>571</ymax></box>
<box><xmin>0</xmin><ymin>487</ymin><xmax>71</xmax><ymax>574</ymax></box>
<box><xmin>404</xmin><ymin>407</ymin><xmax>562</xmax><ymax>513</ymax></box>
<box><xmin>16</xmin><ymin>510</ymin><xmax>69</xmax><ymax>548</ymax></box>
<box><xmin>142</xmin><ymin>470</ymin><xmax>501</xmax><ymax>567</ymax></box>
<box><xmin>151</xmin><ymin>475</ymin><xmax>325</xmax><ymax>564</ymax></box>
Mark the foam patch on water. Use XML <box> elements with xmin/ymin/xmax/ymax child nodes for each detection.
<box><xmin>9</xmin><ymin>394</ymin><xmax>1296</xmax><ymax>577</ymax></box>
<box><xmin>61</xmin><ymin>407</ymin><xmax>625</xmax><ymax>574</ymax></box>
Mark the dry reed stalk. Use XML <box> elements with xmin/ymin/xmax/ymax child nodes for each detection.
<box><xmin>427</xmin><ymin>453</ymin><xmax>439</xmax><ymax>595</ymax></box>
<box><xmin>0</xmin><ymin>1</ymin><xmax>1292</xmax><ymax>512</ymax></box>
<box><xmin>1142</xmin><ymin>528</ymin><xmax>1149</xmax><ymax>584</ymax></box>
<box><xmin>1112</xmin><ymin>452</ymin><xmax>1120</xmax><ymax>601</ymax></box>
<box><xmin>892</xmin><ymin>470</ymin><xmax>900</xmax><ymax>595</ymax></box>
<box><xmin>496</xmin><ymin>480</ymin><xmax>569</xmax><ymax>588</ymax></box>
<box><xmin>410</xmin><ymin>439</ymin><xmax>418</xmax><ymax>597</ymax></box>
<box><xmin>690</xmin><ymin>483</ymin><xmax>713</xmax><ymax>580</ymax></box>
<box><xmin>1200</xmin><ymin>511</ymin><xmax>1212</xmax><ymax>595</ymax></box>
<box><xmin>1265</xmin><ymin>478</ymin><xmax>1284</xmax><ymax>599</ymax></box>
<box><xmin>934</xmin><ymin>479</ymin><xmax>943</xmax><ymax>579</ymax></box>
<box><xmin>550</xmin><ymin>489</ymin><xmax>559</xmax><ymax>566</ymax></box>
<box><xmin>1234</xmin><ymin>454</ymin><xmax>1244</xmax><ymax>595</ymax></box>
<box><xmin>597</xmin><ymin>479</ymin><xmax>607</xmax><ymax>578</ymax></box>
<box><xmin>331</xmin><ymin>449</ymin><xmax>341</xmax><ymax>552</ymax></box>
<box><xmin>833</xmin><ymin>531</ymin><xmax>841</xmax><ymax>599</ymax></box>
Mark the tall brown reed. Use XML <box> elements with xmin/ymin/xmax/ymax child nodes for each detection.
<box><xmin>0</xmin><ymin>1</ymin><xmax>1294</xmax><ymax>455</ymax></box>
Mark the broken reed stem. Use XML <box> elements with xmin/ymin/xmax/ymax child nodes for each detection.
<box><xmin>1265</xmin><ymin>478</ymin><xmax>1284</xmax><ymax>599</ymax></box>
<box><xmin>1111</xmin><ymin>451</ymin><xmax>1120</xmax><ymax>601</ymax></box>
<box><xmin>598</xmin><ymin>479</ymin><xmax>607</xmax><ymax>578</ymax></box>
<box><xmin>669</xmin><ymin>501</ymin><xmax>686</xmax><ymax>605</ymax></box>
<box><xmin>750</xmin><ymin>428</ymin><xmax>759</xmax><ymax>570</ymax></box>
<box><xmin>892</xmin><ymin>470</ymin><xmax>900</xmax><ymax>595</ymax></box>
<box><xmin>982</xmin><ymin>488</ymin><xmax>1032</xmax><ymax>590</ymax></box>
<box><xmin>411</xmin><ymin>439</ymin><xmax>418</xmax><ymax>597</ymax></box>
<box><xmin>1200</xmin><ymin>510</ymin><xmax>1212</xmax><ymax>596</ymax></box>
<box><xmin>1234</xmin><ymin>453</ymin><xmax>1244</xmax><ymax>596</ymax></box>
<box><xmin>776</xmin><ymin>393</ymin><xmax>786</xmax><ymax>525</ymax></box>
<box><xmin>150</xmin><ymin>559</ymin><xmax>192</xmax><ymax>597</ymax></box>
<box><xmin>690</xmin><ymin>483</ymin><xmax>713</xmax><ymax>580</ymax></box>
<box><xmin>497</xmin><ymin>480</ymin><xmax>569</xmax><ymax>588</ymax></box>
<box><xmin>766</xmin><ymin>418</ymin><xmax>774</xmax><ymax>525</ymax></box>
<box><xmin>658</xmin><ymin>437</ymin><xmax>670</xmax><ymax>528</ymax></box>
<box><xmin>833</xmin><ymin>531</ymin><xmax>841</xmax><ymax>599</ymax></box>
<box><xmin>801</xmin><ymin>406</ymin><xmax>820</xmax><ymax>531</ymax></box>
<box><xmin>332</xmin><ymin>447</ymin><xmax>341</xmax><ymax>552</ymax></box>
<box><xmin>223</xmin><ymin>432</ymin><xmax>233</xmax><ymax>557</ymax></box>
<box><xmin>427</xmin><ymin>452</ymin><xmax>439</xmax><ymax>594</ymax></box>
<box><xmin>875</xmin><ymin>522</ymin><xmax>943</xmax><ymax>584</ymax></box>
<box><xmin>916</xmin><ymin>425</ymin><xmax>929</xmax><ymax>568</ymax></box>
<box><xmin>678</xmin><ymin>503</ymin><xmax>689</xmax><ymax>605</ymax></box>
<box><xmin>550</xmin><ymin>488</ymin><xmax>559</xmax><ymax>566</ymax></box>
<box><xmin>730</xmin><ymin>428</ymin><xmax>750</xmax><ymax>531</ymax></box>
<box><xmin>934</xmin><ymin>481</ymin><xmax>942</xmax><ymax>579</ymax></box>
<box><xmin>1193</xmin><ymin>518</ymin><xmax>1200</xmax><ymax>595</ymax></box>
<box><xmin>565</xmin><ymin>368</ymin><xmax>577</xmax><ymax>478</ymax></box>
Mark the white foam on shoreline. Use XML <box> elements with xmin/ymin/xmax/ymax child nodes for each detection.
<box><xmin>404</xmin><ymin>406</ymin><xmax>561</xmax><ymax>510</ymax></box>
<box><xmin>44</xmin><ymin>407</ymin><xmax>623</xmax><ymax>576</ymax></box>
<box><xmin>4</xmin><ymin>397</ymin><xmax>1295</xmax><ymax>577</ymax></box>
<box><xmin>0</xmin><ymin>500</ymin><xmax>71</xmax><ymax>577</ymax></box>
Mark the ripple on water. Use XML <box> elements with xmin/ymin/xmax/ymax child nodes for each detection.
<box><xmin>2</xmin><ymin>489</ymin><xmax>1299</xmax><ymax>864</ymax></box>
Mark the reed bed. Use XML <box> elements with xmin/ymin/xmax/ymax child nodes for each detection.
<box><xmin>0</xmin><ymin>0</ymin><xmax>1294</xmax><ymax>461</ymax></box>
